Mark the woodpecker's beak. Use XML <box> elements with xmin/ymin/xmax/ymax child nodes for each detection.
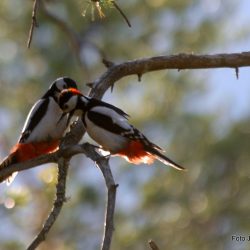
<box><xmin>57</xmin><ymin>112</ymin><xmax>67</xmax><ymax>125</ymax></box>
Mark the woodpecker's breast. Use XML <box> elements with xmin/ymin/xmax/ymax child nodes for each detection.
<box><xmin>84</xmin><ymin>114</ymin><xmax>128</xmax><ymax>153</ymax></box>
<box><xmin>21</xmin><ymin>97</ymin><xmax>68</xmax><ymax>143</ymax></box>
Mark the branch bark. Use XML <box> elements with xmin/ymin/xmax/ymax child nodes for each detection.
<box><xmin>89</xmin><ymin>52</ymin><xmax>250</xmax><ymax>99</ymax></box>
<box><xmin>27</xmin><ymin>0</ymin><xmax>39</xmax><ymax>48</ymax></box>
<box><xmin>96</xmin><ymin>158</ymin><xmax>118</xmax><ymax>250</ymax></box>
<box><xmin>148</xmin><ymin>240</ymin><xmax>160</xmax><ymax>250</ymax></box>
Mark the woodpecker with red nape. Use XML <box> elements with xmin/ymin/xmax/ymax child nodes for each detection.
<box><xmin>58</xmin><ymin>89</ymin><xmax>185</xmax><ymax>171</ymax></box>
<box><xmin>0</xmin><ymin>77</ymin><xmax>78</xmax><ymax>184</ymax></box>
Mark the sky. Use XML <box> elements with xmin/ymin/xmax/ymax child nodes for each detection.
<box><xmin>198</xmin><ymin>0</ymin><xmax>250</xmax><ymax>123</ymax></box>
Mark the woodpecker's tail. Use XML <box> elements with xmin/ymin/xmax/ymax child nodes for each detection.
<box><xmin>116</xmin><ymin>140</ymin><xmax>185</xmax><ymax>170</ymax></box>
<box><xmin>146</xmin><ymin>145</ymin><xmax>186</xmax><ymax>171</ymax></box>
<box><xmin>0</xmin><ymin>151</ymin><xmax>18</xmax><ymax>185</ymax></box>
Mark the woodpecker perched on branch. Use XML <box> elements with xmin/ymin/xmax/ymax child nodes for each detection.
<box><xmin>58</xmin><ymin>88</ymin><xmax>185</xmax><ymax>171</ymax></box>
<box><xmin>0</xmin><ymin>77</ymin><xmax>78</xmax><ymax>184</ymax></box>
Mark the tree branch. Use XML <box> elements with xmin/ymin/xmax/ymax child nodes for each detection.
<box><xmin>27</xmin><ymin>0</ymin><xmax>39</xmax><ymax>48</ymax></box>
<box><xmin>95</xmin><ymin>157</ymin><xmax>117</xmax><ymax>250</ymax></box>
<box><xmin>89</xmin><ymin>52</ymin><xmax>250</xmax><ymax>99</ymax></box>
<box><xmin>27</xmin><ymin>157</ymin><xmax>70</xmax><ymax>250</ymax></box>
<box><xmin>148</xmin><ymin>239</ymin><xmax>160</xmax><ymax>250</ymax></box>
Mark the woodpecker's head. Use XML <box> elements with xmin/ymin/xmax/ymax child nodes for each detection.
<box><xmin>43</xmin><ymin>77</ymin><xmax>78</xmax><ymax>101</ymax></box>
<box><xmin>59</xmin><ymin>88</ymin><xmax>84</xmax><ymax>112</ymax></box>
<box><xmin>57</xmin><ymin>88</ymin><xmax>87</xmax><ymax>124</ymax></box>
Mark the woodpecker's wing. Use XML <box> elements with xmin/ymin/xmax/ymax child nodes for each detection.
<box><xmin>86</xmin><ymin>106</ymin><xmax>131</xmax><ymax>134</ymax></box>
<box><xmin>143</xmin><ymin>144</ymin><xmax>186</xmax><ymax>170</ymax></box>
<box><xmin>19</xmin><ymin>98</ymin><xmax>49</xmax><ymax>143</ymax></box>
<box><xmin>87</xmin><ymin>98</ymin><xmax>129</xmax><ymax>119</ymax></box>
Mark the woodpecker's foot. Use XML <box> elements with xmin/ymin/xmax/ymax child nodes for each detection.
<box><xmin>95</xmin><ymin>154</ymin><xmax>111</xmax><ymax>163</ymax></box>
<box><xmin>103</xmin><ymin>154</ymin><xmax>111</xmax><ymax>159</ymax></box>
<box><xmin>91</xmin><ymin>145</ymin><xmax>103</xmax><ymax>151</ymax></box>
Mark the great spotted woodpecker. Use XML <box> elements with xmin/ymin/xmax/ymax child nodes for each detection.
<box><xmin>0</xmin><ymin>77</ymin><xmax>78</xmax><ymax>184</ymax></box>
<box><xmin>58</xmin><ymin>89</ymin><xmax>185</xmax><ymax>171</ymax></box>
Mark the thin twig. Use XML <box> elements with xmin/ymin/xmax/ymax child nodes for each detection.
<box><xmin>27</xmin><ymin>0</ymin><xmax>39</xmax><ymax>48</ymax></box>
<box><xmin>111</xmin><ymin>1</ymin><xmax>131</xmax><ymax>27</ymax></box>
<box><xmin>148</xmin><ymin>239</ymin><xmax>160</xmax><ymax>250</ymax></box>
<box><xmin>235</xmin><ymin>67</ymin><xmax>239</xmax><ymax>79</ymax></box>
<box><xmin>96</xmin><ymin>158</ymin><xmax>118</xmax><ymax>250</ymax></box>
<box><xmin>27</xmin><ymin>158</ymin><xmax>69</xmax><ymax>250</ymax></box>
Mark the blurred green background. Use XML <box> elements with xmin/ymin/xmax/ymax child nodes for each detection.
<box><xmin>0</xmin><ymin>0</ymin><xmax>250</xmax><ymax>249</ymax></box>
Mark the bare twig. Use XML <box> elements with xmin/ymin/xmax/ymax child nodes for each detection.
<box><xmin>148</xmin><ymin>239</ymin><xmax>160</xmax><ymax>250</ymax></box>
<box><xmin>27</xmin><ymin>0</ymin><xmax>39</xmax><ymax>48</ymax></box>
<box><xmin>27</xmin><ymin>157</ymin><xmax>69</xmax><ymax>250</ymax></box>
<box><xmin>111</xmin><ymin>1</ymin><xmax>131</xmax><ymax>27</ymax></box>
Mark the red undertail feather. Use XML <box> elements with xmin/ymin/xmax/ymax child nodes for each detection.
<box><xmin>10</xmin><ymin>140</ymin><xmax>60</xmax><ymax>162</ymax></box>
<box><xmin>0</xmin><ymin>140</ymin><xmax>59</xmax><ymax>184</ymax></box>
<box><xmin>117</xmin><ymin>140</ymin><xmax>185</xmax><ymax>171</ymax></box>
<box><xmin>117</xmin><ymin>140</ymin><xmax>155</xmax><ymax>164</ymax></box>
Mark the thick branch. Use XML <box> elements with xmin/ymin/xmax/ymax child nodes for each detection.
<box><xmin>0</xmin><ymin>144</ymin><xmax>87</xmax><ymax>182</ymax></box>
<box><xmin>89</xmin><ymin>52</ymin><xmax>250</xmax><ymax>99</ymax></box>
<box><xmin>27</xmin><ymin>157</ymin><xmax>69</xmax><ymax>250</ymax></box>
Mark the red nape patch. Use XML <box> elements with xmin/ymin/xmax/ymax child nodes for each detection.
<box><xmin>116</xmin><ymin>140</ymin><xmax>155</xmax><ymax>164</ymax></box>
<box><xmin>68</xmin><ymin>88</ymin><xmax>82</xmax><ymax>96</ymax></box>
<box><xmin>10</xmin><ymin>140</ymin><xmax>59</xmax><ymax>163</ymax></box>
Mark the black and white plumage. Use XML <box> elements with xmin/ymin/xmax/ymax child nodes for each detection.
<box><xmin>19</xmin><ymin>77</ymin><xmax>77</xmax><ymax>143</ymax></box>
<box><xmin>58</xmin><ymin>89</ymin><xmax>185</xmax><ymax>171</ymax></box>
<box><xmin>0</xmin><ymin>77</ymin><xmax>78</xmax><ymax>184</ymax></box>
